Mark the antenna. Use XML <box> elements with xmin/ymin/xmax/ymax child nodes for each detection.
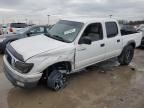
<box><xmin>109</xmin><ymin>15</ymin><xmax>113</xmax><ymax>18</ymax></box>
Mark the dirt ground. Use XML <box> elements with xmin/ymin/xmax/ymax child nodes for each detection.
<box><xmin>0</xmin><ymin>48</ymin><xmax>144</xmax><ymax>108</ymax></box>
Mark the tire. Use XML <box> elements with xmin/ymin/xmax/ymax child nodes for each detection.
<box><xmin>0</xmin><ymin>50</ymin><xmax>3</xmax><ymax>54</ymax></box>
<box><xmin>118</xmin><ymin>45</ymin><xmax>134</xmax><ymax>65</ymax></box>
<box><xmin>47</xmin><ymin>70</ymin><xmax>67</xmax><ymax>91</ymax></box>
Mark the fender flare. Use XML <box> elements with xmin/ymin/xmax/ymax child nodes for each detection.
<box><xmin>37</xmin><ymin>56</ymin><xmax>74</xmax><ymax>74</ymax></box>
<box><xmin>125</xmin><ymin>40</ymin><xmax>136</xmax><ymax>48</ymax></box>
<box><xmin>119</xmin><ymin>40</ymin><xmax>136</xmax><ymax>56</ymax></box>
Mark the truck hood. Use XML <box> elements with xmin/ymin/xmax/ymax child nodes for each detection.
<box><xmin>10</xmin><ymin>34</ymin><xmax>69</xmax><ymax>61</ymax></box>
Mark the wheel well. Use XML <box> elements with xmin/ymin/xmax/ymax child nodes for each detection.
<box><xmin>43</xmin><ymin>61</ymin><xmax>72</xmax><ymax>75</ymax></box>
<box><xmin>129</xmin><ymin>42</ymin><xmax>136</xmax><ymax>48</ymax></box>
<box><xmin>120</xmin><ymin>42</ymin><xmax>135</xmax><ymax>56</ymax></box>
<box><xmin>40</xmin><ymin>61</ymin><xmax>71</xmax><ymax>85</ymax></box>
<box><xmin>127</xmin><ymin>41</ymin><xmax>136</xmax><ymax>48</ymax></box>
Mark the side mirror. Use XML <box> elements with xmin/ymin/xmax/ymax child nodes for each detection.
<box><xmin>79</xmin><ymin>36</ymin><xmax>92</xmax><ymax>45</ymax></box>
<box><xmin>27</xmin><ymin>32</ymin><xmax>32</xmax><ymax>36</ymax></box>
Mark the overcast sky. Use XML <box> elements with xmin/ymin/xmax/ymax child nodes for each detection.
<box><xmin>0</xmin><ymin>0</ymin><xmax>144</xmax><ymax>24</ymax></box>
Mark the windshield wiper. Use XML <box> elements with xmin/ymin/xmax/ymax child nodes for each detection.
<box><xmin>44</xmin><ymin>32</ymin><xmax>52</xmax><ymax>37</ymax></box>
<box><xmin>45</xmin><ymin>33</ymin><xmax>69</xmax><ymax>43</ymax></box>
<box><xmin>52</xmin><ymin>35</ymin><xmax>68</xmax><ymax>42</ymax></box>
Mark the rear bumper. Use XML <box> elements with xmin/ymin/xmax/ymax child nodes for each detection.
<box><xmin>3</xmin><ymin>55</ymin><xmax>42</xmax><ymax>88</ymax></box>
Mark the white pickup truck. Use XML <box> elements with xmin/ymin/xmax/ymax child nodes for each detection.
<box><xmin>3</xmin><ymin>18</ymin><xmax>142</xmax><ymax>91</ymax></box>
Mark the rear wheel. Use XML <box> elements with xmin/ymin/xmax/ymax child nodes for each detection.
<box><xmin>0</xmin><ymin>50</ymin><xmax>3</xmax><ymax>54</ymax></box>
<box><xmin>118</xmin><ymin>45</ymin><xmax>134</xmax><ymax>65</ymax></box>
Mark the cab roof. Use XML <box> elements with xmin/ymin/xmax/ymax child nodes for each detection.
<box><xmin>62</xmin><ymin>18</ymin><xmax>117</xmax><ymax>24</ymax></box>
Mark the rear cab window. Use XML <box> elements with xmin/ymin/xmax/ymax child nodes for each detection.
<box><xmin>105</xmin><ymin>22</ymin><xmax>118</xmax><ymax>38</ymax></box>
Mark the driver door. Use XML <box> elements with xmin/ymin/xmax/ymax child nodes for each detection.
<box><xmin>75</xmin><ymin>23</ymin><xmax>106</xmax><ymax>70</ymax></box>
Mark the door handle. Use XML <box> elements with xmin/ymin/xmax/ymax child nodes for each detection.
<box><xmin>100</xmin><ymin>43</ymin><xmax>105</xmax><ymax>47</ymax></box>
<box><xmin>117</xmin><ymin>39</ymin><xmax>120</xmax><ymax>42</ymax></box>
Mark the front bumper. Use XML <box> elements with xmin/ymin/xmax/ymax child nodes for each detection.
<box><xmin>0</xmin><ymin>42</ymin><xmax>4</xmax><ymax>52</ymax></box>
<box><xmin>3</xmin><ymin>55</ymin><xmax>42</xmax><ymax>88</ymax></box>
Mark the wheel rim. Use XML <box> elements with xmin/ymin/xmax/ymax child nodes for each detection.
<box><xmin>47</xmin><ymin>70</ymin><xmax>66</xmax><ymax>91</ymax></box>
<box><xmin>126</xmin><ymin>48</ymin><xmax>133</xmax><ymax>62</ymax></box>
<box><xmin>54</xmin><ymin>75</ymin><xmax>66</xmax><ymax>90</ymax></box>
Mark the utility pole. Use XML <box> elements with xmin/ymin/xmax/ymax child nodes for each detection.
<box><xmin>47</xmin><ymin>15</ymin><xmax>50</xmax><ymax>25</ymax></box>
<box><xmin>25</xmin><ymin>18</ymin><xmax>28</xmax><ymax>24</ymax></box>
<box><xmin>2</xmin><ymin>18</ymin><xmax>5</xmax><ymax>24</ymax></box>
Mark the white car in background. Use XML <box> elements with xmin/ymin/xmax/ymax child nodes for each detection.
<box><xmin>0</xmin><ymin>24</ymin><xmax>7</xmax><ymax>35</ymax></box>
<box><xmin>6</xmin><ymin>23</ymin><xmax>27</xmax><ymax>34</ymax></box>
<box><xmin>137</xmin><ymin>27</ymin><xmax>144</xmax><ymax>47</ymax></box>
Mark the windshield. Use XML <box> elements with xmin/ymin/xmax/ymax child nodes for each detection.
<box><xmin>16</xmin><ymin>27</ymin><xmax>30</xmax><ymax>34</ymax></box>
<box><xmin>46</xmin><ymin>20</ymin><xmax>83</xmax><ymax>43</ymax></box>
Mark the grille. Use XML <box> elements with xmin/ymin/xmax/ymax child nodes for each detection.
<box><xmin>5</xmin><ymin>50</ymin><xmax>12</xmax><ymax>65</ymax></box>
<box><xmin>6</xmin><ymin>43</ymin><xmax>24</xmax><ymax>61</ymax></box>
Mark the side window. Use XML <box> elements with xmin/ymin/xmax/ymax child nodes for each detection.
<box><xmin>106</xmin><ymin>22</ymin><xmax>118</xmax><ymax>38</ymax></box>
<box><xmin>29</xmin><ymin>27</ymin><xmax>44</xmax><ymax>34</ymax></box>
<box><xmin>81</xmin><ymin>23</ymin><xmax>103</xmax><ymax>42</ymax></box>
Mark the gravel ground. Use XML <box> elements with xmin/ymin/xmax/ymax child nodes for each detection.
<box><xmin>0</xmin><ymin>48</ymin><xmax>144</xmax><ymax>108</ymax></box>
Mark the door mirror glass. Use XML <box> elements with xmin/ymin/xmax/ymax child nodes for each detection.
<box><xmin>79</xmin><ymin>36</ymin><xmax>92</xmax><ymax>45</ymax></box>
<box><xmin>26</xmin><ymin>32</ymin><xmax>32</xmax><ymax>36</ymax></box>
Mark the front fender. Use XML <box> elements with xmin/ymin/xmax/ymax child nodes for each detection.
<box><xmin>27</xmin><ymin>51</ymin><xmax>75</xmax><ymax>74</ymax></box>
<box><xmin>37</xmin><ymin>55</ymin><xmax>74</xmax><ymax>73</ymax></box>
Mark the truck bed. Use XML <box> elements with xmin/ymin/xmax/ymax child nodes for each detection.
<box><xmin>122</xmin><ymin>32</ymin><xmax>142</xmax><ymax>48</ymax></box>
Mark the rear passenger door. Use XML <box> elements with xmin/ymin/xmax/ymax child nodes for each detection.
<box><xmin>105</xmin><ymin>22</ymin><xmax>122</xmax><ymax>58</ymax></box>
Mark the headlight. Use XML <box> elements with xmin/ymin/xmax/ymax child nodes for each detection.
<box><xmin>15</xmin><ymin>61</ymin><xmax>34</xmax><ymax>73</ymax></box>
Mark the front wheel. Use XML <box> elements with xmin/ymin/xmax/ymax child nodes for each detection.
<box><xmin>47</xmin><ymin>70</ymin><xmax>67</xmax><ymax>91</ymax></box>
<box><xmin>118</xmin><ymin>45</ymin><xmax>134</xmax><ymax>65</ymax></box>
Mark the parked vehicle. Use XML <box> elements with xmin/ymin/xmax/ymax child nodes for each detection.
<box><xmin>120</xmin><ymin>24</ymin><xmax>137</xmax><ymax>35</ymax></box>
<box><xmin>0</xmin><ymin>24</ymin><xmax>7</xmax><ymax>35</ymax></box>
<box><xmin>6</xmin><ymin>23</ymin><xmax>27</xmax><ymax>34</ymax></box>
<box><xmin>137</xmin><ymin>24</ymin><xmax>144</xmax><ymax>31</ymax></box>
<box><xmin>0</xmin><ymin>25</ymin><xmax>50</xmax><ymax>53</ymax></box>
<box><xmin>3</xmin><ymin>18</ymin><xmax>142</xmax><ymax>91</ymax></box>
<box><xmin>137</xmin><ymin>27</ymin><xmax>144</xmax><ymax>47</ymax></box>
